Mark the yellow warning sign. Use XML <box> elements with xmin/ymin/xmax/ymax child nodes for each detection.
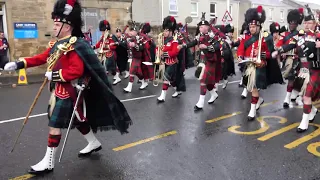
<box><xmin>18</xmin><ymin>68</ymin><xmax>28</xmax><ymax>85</ymax></box>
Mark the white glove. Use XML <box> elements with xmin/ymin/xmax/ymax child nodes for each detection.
<box><xmin>298</xmin><ymin>68</ymin><xmax>309</xmax><ymax>79</ymax></box>
<box><xmin>75</xmin><ymin>84</ymin><xmax>85</xmax><ymax>91</ymax></box>
<box><xmin>45</xmin><ymin>72</ymin><xmax>52</xmax><ymax>80</ymax></box>
<box><xmin>128</xmin><ymin>58</ymin><xmax>132</xmax><ymax>63</ymax></box>
<box><xmin>271</xmin><ymin>51</ymin><xmax>278</xmax><ymax>58</ymax></box>
<box><xmin>4</xmin><ymin>62</ymin><xmax>17</xmax><ymax>71</ymax></box>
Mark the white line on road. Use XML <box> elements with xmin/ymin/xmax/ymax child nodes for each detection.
<box><xmin>0</xmin><ymin>94</ymin><xmax>157</xmax><ymax>125</ymax></box>
<box><xmin>0</xmin><ymin>80</ymin><xmax>241</xmax><ymax>125</ymax></box>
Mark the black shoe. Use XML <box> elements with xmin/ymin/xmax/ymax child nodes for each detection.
<box><xmin>28</xmin><ymin>168</ymin><xmax>54</xmax><ymax>175</ymax></box>
<box><xmin>283</xmin><ymin>102</ymin><xmax>289</xmax><ymax>109</ymax></box>
<box><xmin>241</xmin><ymin>95</ymin><xmax>246</xmax><ymax>99</ymax></box>
<box><xmin>194</xmin><ymin>105</ymin><xmax>203</xmax><ymax>111</ymax></box>
<box><xmin>78</xmin><ymin>146</ymin><xmax>102</xmax><ymax>157</ymax></box>
<box><xmin>157</xmin><ymin>99</ymin><xmax>165</xmax><ymax>103</ymax></box>
<box><xmin>247</xmin><ymin>116</ymin><xmax>255</xmax><ymax>121</ymax></box>
<box><xmin>296</xmin><ymin>128</ymin><xmax>307</xmax><ymax>133</ymax></box>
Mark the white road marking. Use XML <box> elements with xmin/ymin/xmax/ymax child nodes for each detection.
<box><xmin>0</xmin><ymin>80</ymin><xmax>241</xmax><ymax>125</ymax></box>
<box><xmin>217</xmin><ymin>80</ymin><xmax>240</xmax><ymax>86</ymax></box>
<box><xmin>0</xmin><ymin>95</ymin><xmax>157</xmax><ymax>124</ymax></box>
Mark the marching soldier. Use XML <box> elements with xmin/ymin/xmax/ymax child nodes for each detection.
<box><xmin>180</xmin><ymin>12</ymin><xmax>222</xmax><ymax>111</ymax></box>
<box><xmin>293</xmin><ymin>6</ymin><xmax>319</xmax><ymax>132</ymax></box>
<box><xmin>220</xmin><ymin>24</ymin><xmax>236</xmax><ymax>89</ymax></box>
<box><xmin>123</xmin><ymin>22</ymin><xmax>149</xmax><ymax>92</ymax></box>
<box><xmin>115</xmin><ymin>27</ymin><xmax>130</xmax><ymax>79</ymax></box>
<box><xmin>274</xmin><ymin>8</ymin><xmax>304</xmax><ymax>108</ymax></box>
<box><xmin>139</xmin><ymin>22</ymin><xmax>155</xmax><ymax>89</ymax></box>
<box><xmin>4</xmin><ymin>0</ymin><xmax>132</xmax><ymax>174</ymax></box>
<box><xmin>92</xmin><ymin>20</ymin><xmax>121</xmax><ymax>85</ymax></box>
<box><xmin>157</xmin><ymin>16</ymin><xmax>183</xmax><ymax>102</ymax></box>
<box><xmin>237</xmin><ymin>6</ymin><xmax>282</xmax><ymax>120</ymax></box>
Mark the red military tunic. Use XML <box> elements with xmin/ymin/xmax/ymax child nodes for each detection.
<box><xmin>94</xmin><ymin>34</ymin><xmax>117</xmax><ymax>60</ymax></box>
<box><xmin>20</xmin><ymin>36</ymin><xmax>84</xmax><ymax>99</ymax></box>
<box><xmin>237</xmin><ymin>33</ymin><xmax>270</xmax><ymax>89</ymax></box>
<box><xmin>237</xmin><ymin>33</ymin><xmax>270</xmax><ymax>65</ymax></box>
<box><xmin>276</xmin><ymin>30</ymin><xmax>299</xmax><ymax>59</ymax></box>
<box><xmin>162</xmin><ymin>36</ymin><xmax>180</xmax><ymax>65</ymax></box>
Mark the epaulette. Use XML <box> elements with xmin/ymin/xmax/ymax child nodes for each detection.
<box><xmin>48</xmin><ymin>40</ymin><xmax>57</xmax><ymax>48</ymax></box>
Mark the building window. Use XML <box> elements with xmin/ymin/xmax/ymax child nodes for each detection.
<box><xmin>169</xmin><ymin>0</ymin><xmax>178</xmax><ymax>15</ymax></box>
<box><xmin>81</xmin><ymin>8</ymin><xmax>107</xmax><ymax>45</ymax></box>
<box><xmin>191</xmin><ymin>1</ymin><xmax>198</xmax><ymax>17</ymax></box>
<box><xmin>210</xmin><ymin>2</ymin><xmax>216</xmax><ymax>17</ymax></box>
<box><xmin>269</xmin><ymin>8</ymin><xmax>273</xmax><ymax>21</ymax></box>
<box><xmin>280</xmin><ymin>10</ymin><xmax>284</xmax><ymax>22</ymax></box>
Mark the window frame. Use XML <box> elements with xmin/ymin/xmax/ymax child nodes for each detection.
<box><xmin>191</xmin><ymin>1</ymin><xmax>199</xmax><ymax>17</ymax></box>
<box><xmin>210</xmin><ymin>2</ymin><xmax>217</xmax><ymax>18</ymax></box>
<box><xmin>280</xmin><ymin>10</ymin><xmax>284</xmax><ymax>22</ymax></box>
<box><xmin>169</xmin><ymin>0</ymin><xmax>178</xmax><ymax>15</ymax></box>
<box><xmin>269</xmin><ymin>8</ymin><xmax>273</xmax><ymax>21</ymax></box>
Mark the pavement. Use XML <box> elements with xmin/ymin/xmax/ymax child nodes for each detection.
<box><xmin>1</xmin><ymin>67</ymin><xmax>320</xmax><ymax>180</ymax></box>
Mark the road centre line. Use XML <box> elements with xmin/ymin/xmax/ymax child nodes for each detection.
<box><xmin>9</xmin><ymin>174</ymin><xmax>34</xmax><ymax>180</ymax></box>
<box><xmin>112</xmin><ymin>130</ymin><xmax>177</xmax><ymax>151</ymax></box>
<box><xmin>0</xmin><ymin>95</ymin><xmax>157</xmax><ymax>124</ymax></box>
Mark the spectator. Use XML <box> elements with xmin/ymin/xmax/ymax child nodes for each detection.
<box><xmin>0</xmin><ymin>31</ymin><xmax>9</xmax><ymax>71</ymax></box>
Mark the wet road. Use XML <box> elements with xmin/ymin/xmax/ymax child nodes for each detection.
<box><xmin>1</xmin><ymin>68</ymin><xmax>320</xmax><ymax>180</ymax></box>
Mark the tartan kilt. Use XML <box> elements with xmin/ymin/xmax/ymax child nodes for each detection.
<box><xmin>305</xmin><ymin>69</ymin><xmax>320</xmax><ymax>101</ymax></box>
<box><xmin>105</xmin><ymin>53</ymin><xmax>117</xmax><ymax>74</ymax></box>
<box><xmin>129</xmin><ymin>57</ymin><xmax>143</xmax><ymax>78</ymax></box>
<box><xmin>141</xmin><ymin>64</ymin><xmax>154</xmax><ymax>80</ymax></box>
<box><xmin>201</xmin><ymin>60</ymin><xmax>221</xmax><ymax>85</ymax></box>
<box><xmin>164</xmin><ymin>63</ymin><xmax>177</xmax><ymax>83</ymax></box>
<box><xmin>48</xmin><ymin>97</ymin><xmax>74</xmax><ymax>128</ymax></box>
<box><xmin>243</xmin><ymin>66</ymin><xmax>268</xmax><ymax>90</ymax></box>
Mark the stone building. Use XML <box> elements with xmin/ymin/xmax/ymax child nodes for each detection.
<box><xmin>1</xmin><ymin>0</ymin><xmax>132</xmax><ymax>74</ymax></box>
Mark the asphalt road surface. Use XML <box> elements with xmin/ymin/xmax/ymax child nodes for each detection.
<box><xmin>1</xmin><ymin>68</ymin><xmax>320</xmax><ymax>180</ymax></box>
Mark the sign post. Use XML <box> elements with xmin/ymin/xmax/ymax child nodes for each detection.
<box><xmin>221</xmin><ymin>10</ymin><xmax>233</xmax><ymax>25</ymax></box>
<box><xmin>13</xmin><ymin>22</ymin><xmax>38</xmax><ymax>39</ymax></box>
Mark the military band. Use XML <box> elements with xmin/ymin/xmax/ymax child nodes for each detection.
<box><xmin>2</xmin><ymin>0</ymin><xmax>320</xmax><ymax>176</ymax></box>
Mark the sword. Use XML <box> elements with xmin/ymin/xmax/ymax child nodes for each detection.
<box><xmin>58</xmin><ymin>84</ymin><xmax>85</xmax><ymax>162</ymax></box>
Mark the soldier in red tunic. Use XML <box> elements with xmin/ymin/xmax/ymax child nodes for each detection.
<box><xmin>93</xmin><ymin>20</ymin><xmax>120</xmax><ymax>85</ymax></box>
<box><xmin>139</xmin><ymin>22</ymin><xmax>155</xmax><ymax>87</ymax></box>
<box><xmin>181</xmin><ymin>12</ymin><xmax>222</xmax><ymax>111</ymax></box>
<box><xmin>274</xmin><ymin>8</ymin><xmax>304</xmax><ymax>108</ymax></box>
<box><xmin>123</xmin><ymin>22</ymin><xmax>150</xmax><ymax>92</ymax></box>
<box><xmin>4</xmin><ymin>0</ymin><xmax>132</xmax><ymax>174</ymax></box>
<box><xmin>293</xmin><ymin>6</ymin><xmax>320</xmax><ymax>132</ymax></box>
<box><xmin>157</xmin><ymin>16</ymin><xmax>182</xmax><ymax>102</ymax></box>
<box><xmin>237</xmin><ymin>6</ymin><xmax>269</xmax><ymax>120</ymax></box>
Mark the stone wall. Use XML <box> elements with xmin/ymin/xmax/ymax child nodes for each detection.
<box><xmin>4</xmin><ymin>0</ymin><xmax>132</xmax><ymax>74</ymax></box>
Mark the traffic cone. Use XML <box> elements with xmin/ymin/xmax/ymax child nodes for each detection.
<box><xmin>17</xmin><ymin>68</ymin><xmax>28</xmax><ymax>85</ymax></box>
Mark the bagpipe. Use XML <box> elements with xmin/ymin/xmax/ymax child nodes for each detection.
<box><xmin>194</xmin><ymin>32</ymin><xmax>219</xmax><ymax>80</ymax></box>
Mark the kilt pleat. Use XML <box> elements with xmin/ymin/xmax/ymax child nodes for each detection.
<box><xmin>48</xmin><ymin>97</ymin><xmax>74</xmax><ymax>129</ymax></box>
<box><xmin>164</xmin><ymin>63</ymin><xmax>177</xmax><ymax>83</ymax></box>
<box><xmin>201</xmin><ymin>60</ymin><xmax>221</xmax><ymax>85</ymax></box>
<box><xmin>305</xmin><ymin>69</ymin><xmax>320</xmax><ymax>101</ymax></box>
<box><xmin>129</xmin><ymin>58</ymin><xmax>143</xmax><ymax>78</ymax></box>
<box><xmin>243</xmin><ymin>66</ymin><xmax>267</xmax><ymax>90</ymax></box>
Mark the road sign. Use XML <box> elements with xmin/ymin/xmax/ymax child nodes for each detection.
<box><xmin>222</xmin><ymin>10</ymin><xmax>232</xmax><ymax>22</ymax></box>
